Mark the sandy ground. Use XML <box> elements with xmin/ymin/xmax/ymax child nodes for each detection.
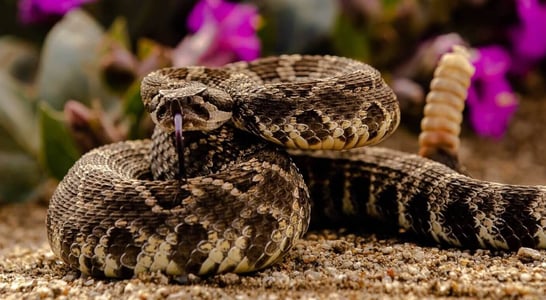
<box><xmin>2</xmin><ymin>97</ymin><xmax>546</xmax><ymax>299</ymax></box>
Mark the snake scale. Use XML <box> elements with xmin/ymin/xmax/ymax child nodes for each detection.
<box><xmin>47</xmin><ymin>54</ymin><xmax>546</xmax><ymax>279</ymax></box>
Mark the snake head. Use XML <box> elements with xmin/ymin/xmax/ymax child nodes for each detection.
<box><xmin>150</xmin><ymin>81</ymin><xmax>233</xmax><ymax>132</ymax></box>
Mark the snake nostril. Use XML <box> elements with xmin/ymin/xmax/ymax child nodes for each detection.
<box><xmin>156</xmin><ymin>105</ymin><xmax>168</xmax><ymax>120</ymax></box>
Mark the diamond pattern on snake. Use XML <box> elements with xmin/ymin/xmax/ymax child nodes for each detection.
<box><xmin>46</xmin><ymin>54</ymin><xmax>546</xmax><ymax>279</ymax></box>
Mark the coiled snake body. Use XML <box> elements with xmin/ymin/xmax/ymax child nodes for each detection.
<box><xmin>47</xmin><ymin>55</ymin><xmax>546</xmax><ymax>279</ymax></box>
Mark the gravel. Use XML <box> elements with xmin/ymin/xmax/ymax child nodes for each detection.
<box><xmin>2</xmin><ymin>204</ymin><xmax>546</xmax><ymax>299</ymax></box>
<box><xmin>2</xmin><ymin>98</ymin><xmax>546</xmax><ymax>299</ymax></box>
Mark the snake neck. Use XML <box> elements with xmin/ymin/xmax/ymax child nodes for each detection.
<box><xmin>150</xmin><ymin>124</ymin><xmax>271</xmax><ymax>180</ymax></box>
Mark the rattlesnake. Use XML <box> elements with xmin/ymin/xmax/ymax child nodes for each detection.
<box><xmin>47</xmin><ymin>54</ymin><xmax>546</xmax><ymax>279</ymax></box>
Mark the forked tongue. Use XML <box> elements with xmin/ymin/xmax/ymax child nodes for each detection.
<box><xmin>173</xmin><ymin>111</ymin><xmax>186</xmax><ymax>182</ymax></box>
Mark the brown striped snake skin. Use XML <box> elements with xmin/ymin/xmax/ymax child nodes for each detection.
<box><xmin>47</xmin><ymin>52</ymin><xmax>546</xmax><ymax>279</ymax></box>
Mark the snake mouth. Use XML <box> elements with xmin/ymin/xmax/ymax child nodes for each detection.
<box><xmin>156</xmin><ymin>85</ymin><xmax>233</xmax><ymax>132</ymax></box>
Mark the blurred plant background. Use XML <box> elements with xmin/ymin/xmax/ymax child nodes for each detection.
<box><xmin>0</xmin><ymin>0</ymin><xmax>545</xmax><ymax>203</ymax></box>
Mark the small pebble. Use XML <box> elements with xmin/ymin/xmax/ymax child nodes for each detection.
<box><xmin>83</xmin><ymin>279</ymin><xmax>94</xmax><ymax>286</ymax></box>
<box><xmin>218</xmin><ymin>272</ymin><xmax>241</xmax><ymax>285</ymax></box>
<box><xmin>124</xmin><ymin>282</ymin><xmax>138</xmax><ymax>293</ymax></box>
<box><xmin>35</xmin><ymin>286</ymin><xmax>53</xmax><ymax>298</ymax></box>
<box><xmin>304</xmin><ymin>269</ymin><xmax>322</xmax><ymax>281</ymax></box>
<box><xmin>62</xmin><ymin>272</ymin><xmax>78</xmax><ymax>281</ymax></box>
<box><xmin>382</xmin><ymin>246</ymin><xmax>394</xmax><ymax>254</ymax></box>
<box><xmin>519</xmin><ymin>273</ymin><xmax>532</xmax><ymax>282</ymax></box>
<box><xmin>517</xmin><ymin>247</ymin><xmax>542</xmax><ymax>262</ymax></box>
<box><xmin>4</xmin><ymin>204</ymin><xmax>546</xmax><ymax>298</ymax></box>
<box><xmin>413</xmin><ymin>249</ymin><xmax>425</xmax><ymax>261</ymax></box>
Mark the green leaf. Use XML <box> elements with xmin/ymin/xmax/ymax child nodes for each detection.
<box><xmin>136</xmin><ymin>38</ymin><xmax>160</xmax><ymax>61</ymax></box>
<box><xmin>0</xmin><ymin>71</ymin><xmax>44</xmax><ymax>203</ymax></box>
<box><xmin>259</xmin><ymin>0</ymin><xmax>338</xmax><ymax>54</ymax></box>
<box><xmin>0</xmin><ymin>72</ymin><xmax>38</xmax><ymax>155</ymax></box>
<box><xmin>0</xmin><ymin>150</ymin><xmax>44</xmax><ymax>203</ymax></box>
<box><xmin>382</xmin><ymin>0</ymin><xmax>402</xmax><ymax>10</ymax></box>
<box><xmin>122</xmin><ymin>80</ymin><xmax>146</xmax><ymax>139</ymax></box>
<box><xmin>36</xmin><ymin>9</ymin><xmax>115</xmax><ymax>110</ymax></box>
<box><xmin>107</xmin><ymin>17</ymin><xmax>131</xmax><ymax>50</ymax></box>
<box><xmin>0</xmin><ymin>36</ymin><xmax>39</xmax><ymax>84</ymax></box>
<box><xmin>331</xmin><ymin>16</ymin><xmax>371</xmax><ymax>62</ymax></box>
<box><xmin>38</xmin><ymin>102</ymin><xmax>81</xmax><ymax>180</ymax></box>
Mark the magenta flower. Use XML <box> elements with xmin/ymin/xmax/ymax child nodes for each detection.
<box><xmin>173</xmin><ymin>0</ymin><xmax>260</xmax><ymax>67</ymax></box>
<box><xmin>509</xmin><ymin>0</ymin><xmax>546</xmax><ymax>74</ymax></box>
<box><xmin>18</xmin><ymin>0</ymin><xmax>95</xmax><ymax>24</ymax></box>
<box><xmin>467</xmin><ymin>46</ymin><xmax>518</xmax><ymax>139</ymax></box>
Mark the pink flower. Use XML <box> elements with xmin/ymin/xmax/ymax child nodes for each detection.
<box><xmin>467</xmin><ymin>46</ymin><xmax>518</xmax><ymax>139</ymax></box>
<box><xmin>509</xmin><ymin>0</ymin><xmax>546</xmax><ymax>73</ymax></box>
<box><xmin>467</xmin><ymin>0</ymin><xmax>546</xmax><ymax>138</ymax></box>
<box><xmin>18</xmin><ymin>0</ymin><xmax>95</xmax><ymax>24</ymax></box>
<box><xmin>173</xmin><ymin>0</ymin><xmax>260</xmax><ymax>67</ymax></box>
